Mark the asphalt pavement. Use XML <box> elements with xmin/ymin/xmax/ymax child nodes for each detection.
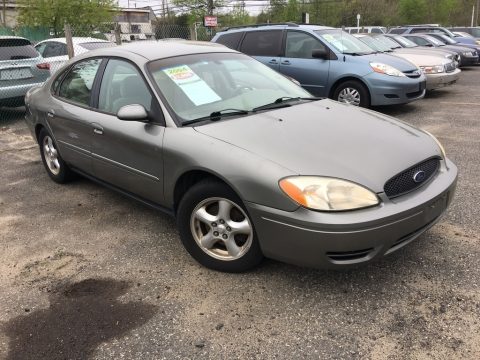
<box><xmin>0</xmin><ymin>68</ymin><xmax>479</xmax><ymax>360</ymax></box>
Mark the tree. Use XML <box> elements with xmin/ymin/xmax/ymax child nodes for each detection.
<box><xmin>17</xmin><ymin>0</ymin><xmax>117</xmax><ymax>36</ymax></box>
<box><xmin>399</xmin><ymin>0</ymin><xmax>428</xmax><ymax>24</ymax></box>
<box><xmin>172</xmin><ymin>0</ymin><xmax>224</xmax><ymax>24</ymax></box>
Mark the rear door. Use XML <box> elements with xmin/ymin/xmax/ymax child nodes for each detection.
<box><xmin>279</xmin><ymin>30</ymin><xmax>330</xmax><ymax>96</ymax></box>
<box><xmin>239</xmin><ymin>30</ymin><xmax>283</xmax><ymax>71</ymax></box>
<box><xmin>48</xmin><ymin>58</ymin><xmax>103</xmax><ymax>174</ymax></box>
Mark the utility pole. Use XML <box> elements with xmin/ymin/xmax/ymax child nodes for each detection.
<box><xmin>2</xmin><ymin>0</ymin><xmax>6</xmax><ymax>27</ymax></box>
<box><xmin>476</xmin><ymin>0</ymin><xmax>480</xmax><ymax>26</ymax></box>
<box><xmin>208</xmin><ymin>0</ymin><xmax>214</xmax><ymax>15</ymax></box>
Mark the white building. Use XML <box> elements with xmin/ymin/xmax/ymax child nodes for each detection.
<box><xmin>106</xmin><ymin>7</ymin><xmax>156</xmax><ymax>42</ymax></box>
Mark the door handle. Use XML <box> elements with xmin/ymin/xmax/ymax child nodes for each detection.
<box><xmin>268</xmin><ymin>59</ymin><xmax>278</xmax><ymax>64</ymax></box>
<box><xmin>92</xmin><ymin>124</ymin><xmax>104</xmax><ymax>135</ymax></box>
<box><xmin>47</xmin><ymin>111</ymin><xmax>55</xmax><ymax>118</ymax></box>
<box><xmin>281</xmin><ymin>60</ymin><xmax>291</xmax><ymax>65</ymax></box>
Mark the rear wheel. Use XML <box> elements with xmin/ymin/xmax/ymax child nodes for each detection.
<box><xmin>38</xmin><ymin>128</ymin><xmax>75</xmax><ymax>183</ymax></box>
<box><xmin>177</xmin><ymin>180</ymin><xmax>263</xmax><ymax>272</ymax></box>
<box><xmin>333</xmin><ymin>80</ymin><xmax>370</xmax><ymax>107</ymax></box>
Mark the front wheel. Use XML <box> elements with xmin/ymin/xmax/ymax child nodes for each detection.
<box><xmin>333</xmin><ymin>80</ymin><xmax>370</xmax><ymax>107</ymax></box>
<box><xmin>177</xmin><ymin>180</ymin><xmax>263</xmax><ymax>272</ymax></box>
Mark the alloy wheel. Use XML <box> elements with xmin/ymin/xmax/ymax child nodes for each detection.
<box><xmin>42</xmin><ymin>135</ymin><xmax>61</xmax><ymax>175</ymax></box>
<box><xmin>338</xmin><ymin>87</ymin><xmax>361</xmax><ymax>106</ymax></box>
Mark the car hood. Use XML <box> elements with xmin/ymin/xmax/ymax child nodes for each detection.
<box><xmin>393</xmin><ymin>52</ymin><xmax>450</xmax><ymax>66</ymax></box>
<box><xmin>395</xmin><ymin>47</ymin><xmax>452</xmax><ymax>58</ymax></box>
<box><xmin>360</xmin><ymin>52</ymin><xmax>418</xmax><ymax>72</ymax></box>
<box><xmin>194</xmin><ymin>99</ymin><xmax>440</xmax><ymax>193</ymax></box>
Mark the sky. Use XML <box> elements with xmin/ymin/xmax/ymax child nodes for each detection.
<box><xmin>117</xmin><ymin>0</ymin><xmax>270</xmax><ymax>16</ymax></box>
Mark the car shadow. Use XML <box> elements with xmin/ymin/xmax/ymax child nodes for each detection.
<box><xmin>1</xmin><ymin>278</ymin><xmax>157</xmax><ymax>360</ymax></box>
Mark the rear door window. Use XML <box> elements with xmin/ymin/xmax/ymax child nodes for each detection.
<box><xmin>43</xmin><ymin>42</ymin><xmax>68</xmax><ymax>58</ymax></box>
<box><xmin>0</xmin><ymin>38</ymin><xmax>38</xmax><ymax>61</ymax></box>
<box><xmin>58</xmin><ymin>58</ymin><xmax>102</xmax><ymax>106</ymax></box>
<box><xmin>215</xmin><ymin>32</ymin><xmax>243</xmax><ymax>50</ymax></box>
<box><xmin>240</xmin><ymin>30</ymin><xmax>283</xmax><ymax>56</ymax></box>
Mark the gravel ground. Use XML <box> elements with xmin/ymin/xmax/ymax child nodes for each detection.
<box><xmin>0</xmin><ymin>67</ymin><xmax>479</xmax><ymax>360</ymax></box>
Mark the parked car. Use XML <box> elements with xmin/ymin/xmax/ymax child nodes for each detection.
<box><xmin>0</xmin><ymin>36</ymin><xmax>51</xmax><ymax>108</ymax></box>
<box><xmin>385</xmin><ymin>34</ymin><xmax>461</xmax><ymax>65</ymax></box>
<box><xmin>425</xmin><ymin>32</ymin><xmax>480</xmax><ymax>60</ymax></box>
<box><xmin>344</xmin><ymin>26</ymin><xmax>387</xmax><ymax>34</ymax></box>
<box><xmin>355</xmin><ymin>34</ymin><xmax>460</xmax><ymax>91</ymax></box>
<box><xmin>24</xmin><ymin>40</ymin><xmax>457</xmax><ymax>272</ymax></box>
<box><xmin>212</xmin><ymin>24</ymin><xmax>427</xmax><ymax>107</ymax></box>
<box><xmin>388</xmin><ymin>25</ymin><xmax>477</xmax><ymax>46</ymax></box>
<box><xmin>403</xmin><ymin>34</ymin><xmax>479</xmax><ymax>66</ymax></box>
<box><xmin>448</xmin><ymin>27</ymin><xmax>480</xmax><ymax>41</ymax></box>
<box><xmin>35</xmin><ymin>37</ymin><xmax>116</xmax><ymax>74</ymax></box>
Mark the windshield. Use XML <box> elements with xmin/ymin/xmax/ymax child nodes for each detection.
<box><xmin>424</xmin><ymin>35</ymin><xmax>445</xmax><ymax>46</ymax></box>
<box><xmin>148</xmin><ymin>52</ymin><xmax>311</xmax><ymax>124</ymax></box>
<box><xmin>394</xmin><ymin>36</ymin><xmax>418</xmax><ymax>48</ymax></box>
<box><xmin>376</xmin><ymin>35</ymin><xmax>402</xmax><ymax>49</ymax></box>
<box><xmin>436</xmin><ymin>35</ymin><xmax>456</xmax><ymax>44</ymax></box>
<box><xmin>314</xmin><ymin>29</ymin><xmax>374</xmax><ymax>54</ymax></box>
<box><xmin>356</xmin><ymin>36</ymin><xmax>390</xmax><ymax>52</ymax></box>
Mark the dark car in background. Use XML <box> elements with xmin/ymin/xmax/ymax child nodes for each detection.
<box><xmin>388</xmin><ymin>25</ymin><xmax>477</xmax><ymax>46</ymax></box>
<box><xmin>425</xmin><ymin>33</ymin><xmax>480</xmax><ymax>62</ymax></box>
<box><xmin>404</xmin><ymin>34</ymin><xmax>479</xmax><ymax>67</ymax></box>
<box><xmin>448</xmin><ymin>27</ymin><xmax>480</xmax><ymax>41</ymax></box>
<box><xmin>0</xmin><ymin>36</ymin><xmax>51</xmax><ymax>107</ymax></box>
<box><xmin>212</xmin><ymin>24</ymin><xmax>427</xmax><ymax>107</ymax></box>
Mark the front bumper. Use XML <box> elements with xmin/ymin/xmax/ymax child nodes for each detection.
<box><xmin>459</xmin><ymin>54</ymin><xmax>479</xmax><ymax>66</ymax></box>
<box><xmin>246</xmin><ymin>159</ymin><xmax>457</xmax><ymax>269</ymax></box>
<box><xmin>365</xmin><ymin>72</ymin><xmax>426</xmax><ymax>106</ymax></box>
<box><xmin>426</xmin><ymin>68</ymin><xmax>461</xmax><ymax>91</ymax></box>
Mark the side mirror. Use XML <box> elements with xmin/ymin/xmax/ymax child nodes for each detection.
<box><xmin>117</xmin><ymin>104</ymin><xmax>148</xmax><ymax>122</ymax></box>
<box><xmin>312</xmin><ymin>48</ymin><xmax>329</xmax><ymax>59</ymax></box>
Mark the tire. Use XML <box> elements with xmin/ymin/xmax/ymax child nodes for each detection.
<box><xmin>177</xmin><ymin>180</ymin><xmax>264</xmax><ymax>272</ymax></box>
<box><xmin>333</xmin><ymin>80</ymin><xmax>370</xmax><ymax>108</ymax></box>
<box><xmin>38</xmin><ymin>128</ymin><xmax>75</xmax><ymax>183</ymax></box>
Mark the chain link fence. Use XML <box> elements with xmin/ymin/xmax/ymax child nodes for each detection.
<box><xmin>1</xmin><ymin>22</ymin><xmax>216</xmax><ymax>118</ymax></box>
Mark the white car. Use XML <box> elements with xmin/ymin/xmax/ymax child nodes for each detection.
<box><xmin>35</xmin><ymin>37</ymin><xmax>116</xmax><ymax>74</ymax></box>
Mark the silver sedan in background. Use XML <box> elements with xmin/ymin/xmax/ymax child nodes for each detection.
<box><xmin>24</xmin><ymin>41</ymin><xmax>457</xmax><ymax>272</ymax></box>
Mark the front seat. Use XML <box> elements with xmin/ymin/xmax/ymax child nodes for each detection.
<box><xmin>111</xmin><ymin>75</ymin><xmax>151</xmax><ymax>114</ymax></box>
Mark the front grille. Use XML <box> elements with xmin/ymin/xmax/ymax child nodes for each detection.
<box><xmin>384</xmin><ymin>157</ymin><xmax>440</xmax><ymax>198</ymax></box>
<box><xmin>326</xmin><ymin>248</ymin><xmax>374</xmax><ymax>262</ymax></box>
<box><xmin>403</xmin><ymin>70</ymin><xmax>421</xmax><ymax>78</ymax></box>
<box><xmin>445</xmin><ymin>62</ymin><xmax>456</xmax><ymax>73</ymax></box>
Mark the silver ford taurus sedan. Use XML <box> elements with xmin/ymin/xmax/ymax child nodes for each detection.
<box><xmin>24</xmin><ymin>41</ymin><xmax>457</xmax><ymax>272</ymax></box>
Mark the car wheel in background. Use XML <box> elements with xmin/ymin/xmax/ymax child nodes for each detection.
<box><xmin>38</xmin><ymin>128</ymin><xmax>75</xmax><ymax>183</ymax></box>
<box><xmin>333</xmin><ymin>80</ymin><xmax>370</xmax><ymax>107</ymax></box>
<box><xmin>177</xmin><ymin>180</ymin><xmax>263</xmax><ymax>272</ymax></box>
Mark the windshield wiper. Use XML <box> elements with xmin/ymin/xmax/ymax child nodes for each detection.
<box><xmin>182</xmin><ymin>109</ymin><xmax>250</xmax><ymax>126</ymax></box>
<box><xmin>252</xmin><ymin>96</ymin><xmax>321</xmax><ymax>112</ymax></box>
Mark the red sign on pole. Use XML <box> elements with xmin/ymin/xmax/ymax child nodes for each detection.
<box><xmin>204</xmin><ymin>16</ymin><xmax>218</xmax><ymax>27</ymax></box>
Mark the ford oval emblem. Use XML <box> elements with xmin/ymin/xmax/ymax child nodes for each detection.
<box><xmin>413</xmin><ymin>170</ymin><xmax>426</xmax><ymax>183</ymax></box>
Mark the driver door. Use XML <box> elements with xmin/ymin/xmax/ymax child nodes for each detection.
<box><xmin>90</xmin><ymin>58</ymin><xmax>165</xmax><ymax>204</ymax></box>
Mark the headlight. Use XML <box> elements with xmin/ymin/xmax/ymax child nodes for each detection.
<box><xmin>463</xmin><ymin>51</ymin><xmax>473</xmax><ymax>56</ymax></box>
<box><xmin>279</xmin><ymin>176</ymin><xmax>380</xmax><ymax>211</ymax></box>
<box><xmin>419</xmin><ymin>65</ymin><xmax>445</xmax><ymax>74</ymax></box>
<box><xmin>423</xmin><ymin>130</ymin><xmax>446</xmax><ymax>159</ymax></box>
<box><xmin>370</xmin><ymin>62</ymin><xmax>405</xmax><ymax>77</ymax></box>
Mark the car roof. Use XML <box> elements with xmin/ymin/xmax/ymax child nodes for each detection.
<box><xmin>217</xmin><ymin>23</ymin><xmax>334</xmax><ymax>34</ymax></box>
<box><xmin>0</xmin><ymin>35</ymin><xmax>30</xmax><ymax>41</ymax></box>
<box><xmin>36</xmin><ymin>37</ymin><xmax>110</xmax><ymax>46</ymax></box>
<box><xmin>73</xmin><ymin>40</ymin><xmax>236</xmax><ymax>61</ymax></box>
